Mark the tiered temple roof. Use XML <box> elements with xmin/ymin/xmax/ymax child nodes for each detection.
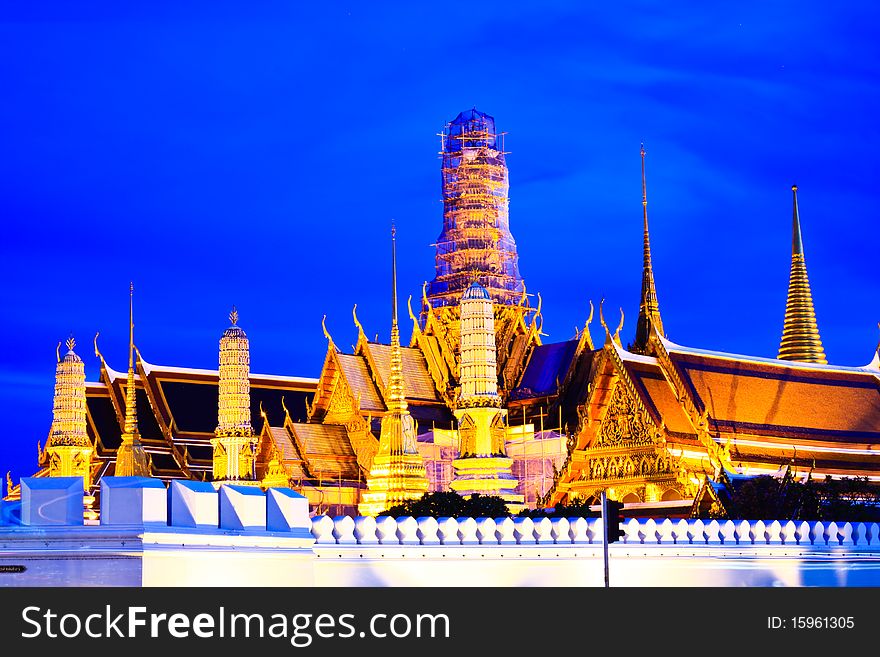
<box><xmin>25</xmin><ymin>352</ymin><xmax>319</xmax><ymax>495</ymax></box>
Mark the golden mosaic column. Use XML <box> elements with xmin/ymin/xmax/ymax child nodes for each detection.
<box><xmin>450</xmin><ymin>282</ymin><xmax>523</xmax><ymax>511</ymax></box>
<box><xmin>212</xmin><ymin>307</ymin><xmax>259</xmax><ymax>485</ymax></box>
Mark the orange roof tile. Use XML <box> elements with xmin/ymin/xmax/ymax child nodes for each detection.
<box><xmin>289</xmin><ymin>423</ymin><xmax>359</xmax><ymax>480</ymax></box>
<box><xmin>366</xmin><ymin>343</ymin><xmax>441</xmax><ymax>402</ymax></box>
<box><xmin>623</xmin><ymin>359</ymin><xmax>695</xmax><ymax>437</ymax></box>
<box><xmin>335</xmin><ymin>354</ymin><xmax>384</xmax><ymax>411</ymax></box>
<box><xmin>670</xmin><ymin>351</ymin><xmax>880</xmax><ymax>442</ymax></box>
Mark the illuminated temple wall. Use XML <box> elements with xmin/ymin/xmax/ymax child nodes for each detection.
<box><xmin>415</xmin><ymin>428</ymin><xmax>566</xmax><ymax>505</ymax></box>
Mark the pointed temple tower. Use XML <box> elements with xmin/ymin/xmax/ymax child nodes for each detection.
<box><xmin>450</xmin><ymin>282</ymin><xmax>523</xmax><ymax>510</ymax></box>
<box><xmin>211</xmin><ymin>307</ymin><xmax>259</xmax><ymax>485</ymax></box>
<box><xmin>631</xmin><ymin>144</ymin><xmax>664</xmax><ymax>354</ymax></box>
<box><xmin>426</xmin><ymin>109</ymin><xmax>525</xmax><ymax>307</ymax></box>
<box><xmin>359</xmin><ymin>227</ymin><xmax>430</xmax><ymax>516</ymax></box>
<box><xmin>777</xmin><ymin>185</ymin><xmax>827</xmax><ymax>364</ymax></box>
<box><xmin>418</xmin><ymin>109</ymin><xmax>537</xmax><ymax>405</ymax></box>
<box><xmin>115</xmin><ymin>283</ymin><xmax>151</xmax><ymax>477</ymax></box>
<box><xmin>40</xmin><ymin>336</ymin><xmax>93</xmax><ymax>488</ymax></box>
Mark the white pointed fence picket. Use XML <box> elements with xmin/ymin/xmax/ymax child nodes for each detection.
<box><xmin>310</xmin><ymin>516</ymin><xmax>880</xmax><ymax>547</ymax></box>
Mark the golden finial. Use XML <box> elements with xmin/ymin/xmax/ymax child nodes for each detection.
<box><xmin>615</xmin><ymin>307</ymin><xmax>625</xmax><ymax>341</ymax></box>
<box><xmin>421</xmin><ymin>281</ymin><xmax>431</xmax><ymax>312</ymax></box>
<box><xmin>599</xmin><ymin>298</ymin><xmax>612</xmax><ymax>342</ymax></box>
<box><xmin>128</xmin><ymin>282</ymin><xmax>135</xmax><ymax>371</ymax></box>
<box><xmin>790</xmin><ymin>184</ymin><xmax>804</xmax><ymax>256</ymax></box>
<box><xmin>119</xmin><ymin>281</ymin><xmax>144</xmax><ymax>460</ymax></box>
<box><xmin>66</xmin><ymin>335</ymin><xmax>76</xmax><ymax>352</ymax></box>
<box><xmin>576</xmin><ymin>299</ymin><xmax>595</xmax><ymax>351</ymax></box>
<box><xmin>385</xmin><ymin>221</ymin><xmax>408</xmax><ymax>411</ymax></box>
<box><xmin>407</xmin><ymin>294</ymin><xmax>419</xmax><ymax>325</ymax></box>
<box><xmin>321</xmin><ymin>314</ymin><xmax>334</xmax><ymax>347</ymax></box>
<box><xmin>229</xmin><ymin>305</ymin><xmax>239</xmax><ymax>326</ymax></box>
<box><xmin>633</xmin><ymin>142</ymin><xmax>663</xmax><ymax>354</ymax></box>
<box><xmin>519</xmin><ymin>281</ymin><xmax>528</xmax><ymax>307</ymax></box>
<box><xmin>281</xmin><ymin>395</ymin><xmax>290</xmax><ymax>419</ymax></box>
<box><xmin>390</xmin><ymin>221</ymin><xmax>399</xmax><ymax>329</ymax></box>
<box><xmin>259</xmin><ymin>400</ymin><xmax>268</xmax><ymax>423</ymax></box>
<box><xmin>56</xmin><ymin>341</ymin><xmax>62</xmax><ymax>363</ymax></box>
<box><xmin>94</xmin><ymin>331</ymin><xmax>102</xmax><ymax>359</ymax></box>
<box><xmin>5</xmin><ymin>471</ymin><xmax>12</xmax><ymax>496</ymax></box>
<box><xmin>528</xmin><ymin>291</ymin><xmax>543</xmax><ymax>334</ymax></box>
<box><xmin>353</xmin><ymin>304</ymin><xmax>365</xmax><ymax>338</ymax></box>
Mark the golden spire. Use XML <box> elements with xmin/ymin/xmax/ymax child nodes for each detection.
<box><xmin>358</xmin><ymin>224</ymin><xmax>428</xmax><ymax>515</ymax></box>
<box><xmin>51</xmin><ymin>334</ymin><xmax>88</xmax><ymax>447</ymax></box>
<box><xmin>386</xmin><ymin>223</ymin><xmax>407</xmax><ymax>413</ymax></box>
<box><xmin>632</xmin><ymin>143</ymin><xmax>664</xmax><ymax>354</ymax></box>
<box><xmin>216</xmin><ymin>306</ymin><xmax>252</xmax><ymax>435</ymax></box>
<box><xmin>123</xmin><ymin>282</ymin><xmax>138</xmax><ymax>437</ymax></box>
<box><xmin>778</xmin><ymin>185</ymin><xmax>827</xmax><ymax>364</ymax></box>
<box><xmin>45</xmin><ymin>332</ymin><xmax>93</xmax><ymax>491</ymax></box>
<box><xmin>212</xmin><ymin>306</ymin><xmax>258</xmax><ymax>485</ymax></box>
<box><xmin>116</xmin><ymin>282</ymin><xmax>151</xmax><ymax>477</ymax></box>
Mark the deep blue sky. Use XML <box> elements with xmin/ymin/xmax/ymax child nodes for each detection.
<box><xmin>2</xmin><ymin>3</ymin><xmax>878</xmax><ymax>483</ymax></box>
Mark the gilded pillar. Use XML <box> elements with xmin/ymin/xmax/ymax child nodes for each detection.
<box><xmin>212</xmin><ymin>308</ymin><xmax>259</xmax><ymax>486</ymax></box>
<box><xmin>450</xmin><ymin>282</ymin><xmax>523</xmax><ymax>511</ymax></box>
<box><xmin>42</xmin><ymin>337</ymin><xmax>93</xmax><ymax>488</ymax></box>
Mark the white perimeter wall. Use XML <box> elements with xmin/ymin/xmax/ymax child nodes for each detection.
<box><xmin>2</xmin><ymin>517</ymin><xmax>880</xmax><ymax>587</ymax></box>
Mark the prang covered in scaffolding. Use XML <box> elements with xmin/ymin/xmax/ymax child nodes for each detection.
<box><xmin>426</xmin><ymin>109</ymin><xmax>526</xmax><ymax>308</ymax></box>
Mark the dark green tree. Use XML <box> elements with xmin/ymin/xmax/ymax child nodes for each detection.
<box><xmin>381</xmin><ymin>491</ymin><xmax>512</xmax><ymax>518</ymax></box>
<box><xmin>517</xmin><ymin>499</ymin><xmax>599</xmax><ymax>519</ymax></box>
<box><xmin>700</xmin><ymin>473</ymin><xmax>880</xmax><ymax>521</ymax></box>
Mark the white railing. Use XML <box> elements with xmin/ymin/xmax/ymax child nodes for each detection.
<box><xmin>310</xmin><ymin>516</ymin><xmax>880</xmax><ymax>547</ymax></box>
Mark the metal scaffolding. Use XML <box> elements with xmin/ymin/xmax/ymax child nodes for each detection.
<box><xmin>426</xmin><ymin>109</ymin><xmax>525</xmax><ymax>308</ymax></box>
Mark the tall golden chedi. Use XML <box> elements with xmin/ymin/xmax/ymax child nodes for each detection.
<box><xmin>777</xmin><ymin>184</ymin><xmax>827</xmax><ymax>364</ymax></box>
<box><xmin>115</xmin><ymin>283</ymin><xmax>151</xmax><ymax>477</ymax></box>
<box><xmin>358</xmin><ymin>228</ymin><xmax>429</xmax><ymax>516</ymax></box>
<box><xmin>212</xmin><ymin>307</ymin><xmax>259</xmax><ymax>485</ymax></box>
<box><xmin>450</xmin><ymin>281</ymin><xmax>524</xmax><ymax>511</ymax></box>
<box><xmin>39</xmin><ymin>336</ymin><xmax>93</xmax><ymax>488</ymax></box>
<box><xmin>426</xmin><ymin>109</ymin><xmax>524</xmax><ymax>307</ymax></box>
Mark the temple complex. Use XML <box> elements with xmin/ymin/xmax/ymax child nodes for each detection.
<box><xmin>5</xmin><ymin>109</ymin><xmax>880</xmax><ymax>519</ymax></box>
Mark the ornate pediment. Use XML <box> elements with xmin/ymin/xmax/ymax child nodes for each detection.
<box><xmin>593</xmin><ymin>382</ymin><xmax>656</xmax><ymax>449</ymax></box>
<box><xmin>324</xmin><ymin>371</ymin><xmax>359</xmax><ymax>424</ymax></box>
